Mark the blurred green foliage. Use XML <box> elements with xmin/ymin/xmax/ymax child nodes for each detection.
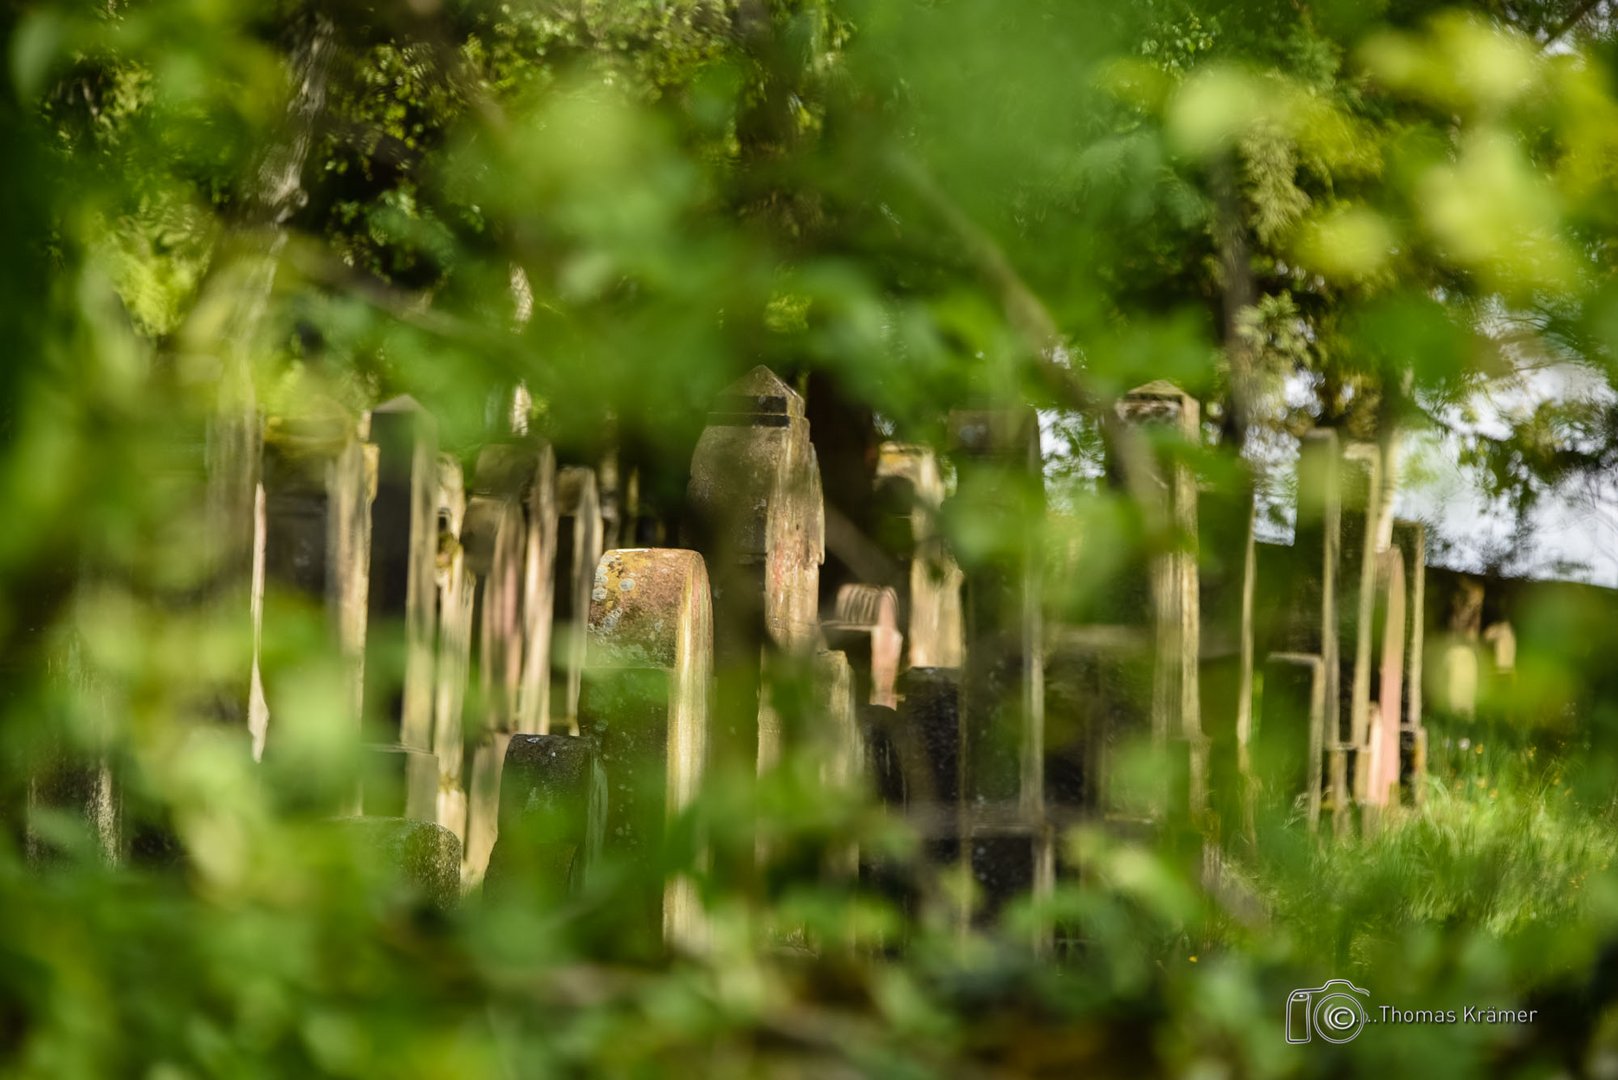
<box><xmin>7</xmin><ymin>0</ymin><xmax>1618</xmax><ymax>1074</ymax></box>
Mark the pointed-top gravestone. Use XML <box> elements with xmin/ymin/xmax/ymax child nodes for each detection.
<box><xmin>947</xmin><ymin>406</ymin><xmax>1050</xmax><ymax>941</ymax></box>
<box><xmin>686</xmin><ymin>367</ymin><xmax>824</xmax><ymax>785</ymax></box>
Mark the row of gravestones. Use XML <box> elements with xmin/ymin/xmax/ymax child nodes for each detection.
<box><xmin>28</xmin><ymin>366</ymin><xmax>1429</xmax><ymax>946</ymax></box>
<box><xmin>1041</xmin><ymin>393</ymin><xmax>1430</xmax><ymax>849</ymax></box>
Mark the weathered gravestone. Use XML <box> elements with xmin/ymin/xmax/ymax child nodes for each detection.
<box><xmin>483</xmin><ymin>733</ymin><xmax>604</xmax><ymax>901</ymax></box>
<box><xmin>430</xmin><ymin>454</ymin><xmax>475</xmax><ymax>840</ymax></box>
<box><xmin>578</xmin><ymin>548</ymin><xmax>712</xmax><ymax>955</ymax></box>
<box><xmin>813</xmin><ymin>649</ymin><xmax>863</xmax><ymax>882</ymax></box>
<box><xmin>822</xmin><ymin>584</ymin><xmax>903</xmax><ymax>709</ymax></box>
<box><xmin>256</xmin><ymin>404</ymin><xmax>376</xmax><ymax>811</ymax></box>
<box><xmin>330</xmin><ymin>816</ymin><xmax>463</xmax><ymax>912</ymax></box>
<box><xmin>948</xmin><ymin>408</ymin><xmax>1051</xmax><ymax>932</ymax></box>
<box><xmin>1260</xmin><ymin>429</ymin><xmax>1342</xmax><ymax>831</ymax></box>
<box><xmin>1255</xmin><ymin>653</ymin><xmax>1326</xmax><ymax>827</ymax></box>
<box><xmin>1358</xmin><ymin>547</ymin><xmax>1407</xmax><ymax>811</ymax></box>
<box><xmin>550</xmin><ymin>467</ymin><xmax>604</xmax><ymax>735</ymax></box>
<box><xmin>1113</xmin><ymin>383</ymin><xmax>1204</xmax><ymax>818</ymax></box>
<box><xmin>460</xmin><ymin>441</ymin><xmax>557</xmax><ymax>882</ymax></box>
<box><xmin>1391</xmin><ymin>520</ymin><xmax>1428</xmax><ymax>803</ymax></box>
<box><xmin>1338</xmin><ymin>442</ymin><xmax>1383</xmax><ymax>827</ymax></box>
<box><xmin>361</xmin><ymin>396</ymin><xmax>440</xmax><ymax>822</ymax></box>
<box><xmin>874</xmin><ymin>444</ymin><xmax>964</xmax><ymax>670</ymax></box>
<box><xmin>896</xmin><ymin>667</ymin><xmax>964</xmax><ymax>899</ymax></box>
<box><xmin>1199</xmin><ymin>464</ymin><xmax>1258</xmax><ymax>842</ymax></box>
<box><xmin>685</xmin><ymin>365</ymin><xmax>824</xmax><ymax>887</ymax></box>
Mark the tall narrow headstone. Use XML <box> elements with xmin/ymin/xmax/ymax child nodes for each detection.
<box><xmin>1359</xmin><ymin>547</ymin><xmax>1406</xmax><ymax>810</ymax></box>
<box><xmin>579</xmin><ymin>548</ymin><xmax>713</xmax><ymax>954</ymax></box>
<box><xmin>813</xmin><ymin>649</ymin><xmax>863</xmax><ymax>881</ymax></box>
<box><xmin>1339</xmin><ymin>443</ymin><xmax>1383</xmax><ymax>786</ymax></box>
<box><xmin>1115</xmin><ymin>383</ymin><xmax>1204</xmax><ymax>815</ymax></box>
<box><xmin>257</xmin><ymin>406</ymin><xmax>376</xmax><ymax>784</ymax></box>
<box><xmin>363</xmin><ymin>396</ymin><xmax>439</xmax><ymax>822</ymax></box>
<box><xmin>1199</xmin><ymin>465</ymin><xmax>1258</xmax><ymax>841</ymax></box>
<box><xmin>460</xmin><ymin>441</ymin><xmax>555</xmax><ymax>881</ymax></box>
<box><xmin>948</xmin><ymin>408</ymin><xmax>1049</xmax><ymax>933</ymax></box>
<box><xmin>1391</xmin><ymin>521</ymin><xmax>1427</xmax><ymax>803</ymax></box>
<box><xmin>874</xmin><ymin>444</ymin><xmax>964</xmax><ymax>669</ymax></box>
<box><xmin>551</xmin><ymin>467</ymin><xmax>605</xmax><ymax>735</ymax></box>
<box><xmin>1269</xmin><ymin>430</ymin><xmax>1341</xmax><ymax>827</ymax></box>
<box><xmin>822</xmin><ymin>584</ymin><xmax>903</xmax><ymax>708</ymax></box>
<box><xmin>686</xmin><ymin>367</ymin><xmax>824</xmax><ymax>779</ymax></box>
<box><xmin>897</xmin><ymin>667</ymin><xmax>964</xmax><ymax>866</ymax></box>
<box><xmin>431</xmin><ymin>455</ymin><xmax>475</xmax><ymax>840</ymax></box>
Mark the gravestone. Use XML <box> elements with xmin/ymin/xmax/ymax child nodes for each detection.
<box><xmin>1391</xmin><ymin>521</ymin><xmax>1428</xmax><ymax>803</ymax></box>
<box><xmin>1114</xmin><ymin>383</ymin><xmax>1204</xmax><ymax>816</ymax></box>
<box><xmin>1339</xmin><ymin>442</ymin><xmax>1383</xmax><ymax>827</ymax></box>
<box><xmin>948</xmin><ymin>408</ymin><xmax>1049</xmax><ymax>933</ymax></box>
<box><xmin>874</xmin><ymin>444</ymin><xmax>964</xmax><ymax>669</ymax></box>
<box><xmin>460</xmin><ymin>442</ymin><xmax>554</xmax><ymax>881</ymax></box>
<box><xmin>1256</xmin><ymin>653</ymin><xmax>1325</xmax><ymax>828</ymax></box>
<box><xmin>897</xmin><ymin>666</ymin><xmax>964</xmax><ymax>867</ymax></box>
<box><xmin>686</xmin><ymin>367</ymin><xmax>824</xmax><ymax>782</ymax></box>
<box><xmin>431</xmin><ymin>455</ymin><xmax>475</xmax><ymax>840</ymax></box>
<box><xmin>257</xmin><ymin>405</ymin><xmax>376</xmax><ymax>806</ymax></box>
<box><xmin>551</xmin><ymin>467</ymin><xmax>605</xmax><ymax>735</ymax></box>
<box><xmin>813</xmin><ymin>649</ymin><xmax>863</xmax><ymax>881</ymax></box>
<box><xmin>483</xmin><ymin>733</ymin><xmax>604</xmax><ymax>899</ymax></box>
<box><xmin>331</xmin><ymin>816</ymin><xmax>463</xmax><ymax>912</ymax></box>
<box><xmin>1266</xmin><ymin>430</ymin><xmax>1342</xmax><ymax>827</ymax></box>
<box><xmin>1199</xmin><ymin>467</ymin><xmax>1258</xmax><ymax>842</ymax></box>
<box><xmin>1359</xmin><ymin>547</ymin><xmax>1406</xmax><ymax>810</ymax></box>
<box><xmin>822</xmin><ymin>584</ymin><xmax>903</xmax><ymax>708</ymax></box>
<box><xmin>363</xmin><ymin>396</ymin><xmax>439</xmax><ymax>822</ymax></box>
<box><xmin>578</xmin><ymin>548</ymin><xmax>713</xmax><ymax>955</ymax></box>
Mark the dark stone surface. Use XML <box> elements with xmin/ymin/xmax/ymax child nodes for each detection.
<box><xmin>898</xmin><ymin>667</ymin><xmax>961</xmax><ymax>864</ymax></box>
<box><xmin>333</xmin><ymin>816</ymin><xmax>462</xmax><ymax>911</ymax></box>
<box><xmin>484</xmin><ymin>733</ymin><xmax>603</xmax><ymax>897</ymax></box>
